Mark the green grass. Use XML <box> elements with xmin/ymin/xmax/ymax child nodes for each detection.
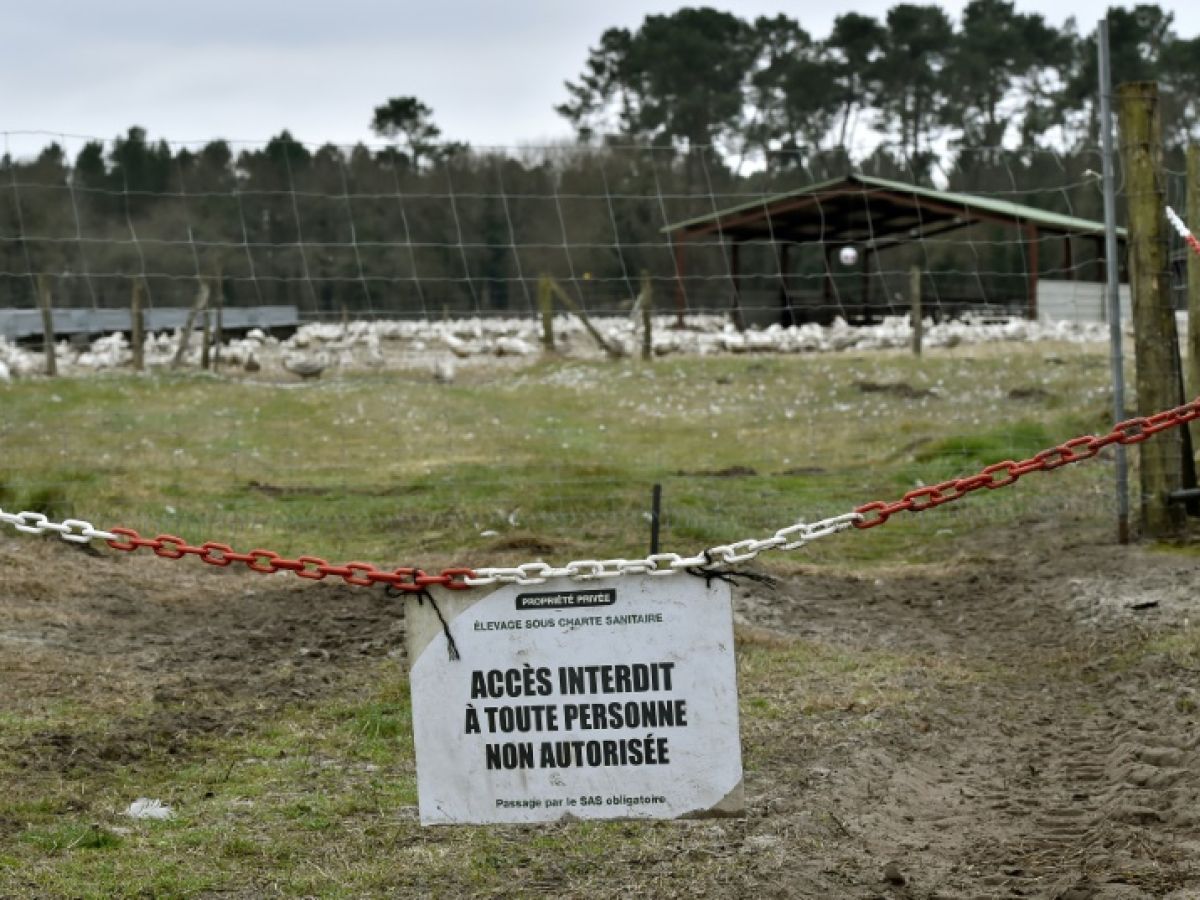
<box><xmin>0</xmin><ymin>639</ymin><xmax>977</xmax><ymax>898</ymax></box>
<box><xmin>0</xmin><ymin>614</ymin><xmax>1053</xmax><ymax>897</ymax></box>
<box><xmin>19</xmin><ymin>823</ymin><xmax>125</xmax><ymax>853</ymax></box>
<box><xmin>0</xmin><ymin>342</ymin><xmax>1148</xmax><ymax>897</ymax></box>
<box><xmin>0</xmin><ymin>344</ymin><xmax>1119</xmax><ymax>568</ymax></box>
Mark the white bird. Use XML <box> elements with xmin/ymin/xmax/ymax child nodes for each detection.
<box><xmin>282</xmin><ymin>352</ymin><xmax>328</xmax><ymax>380</ymax></box>
<box><xmin>124</xmin><ymin>798</ymin><xmax>174</xmax><ymax>820</ymax></box>
<box><xmin>494</xmin><ymin>336</ymin><xmax>536</xmax><ymax>357</ymax></box>
<box><xmin>433</xmin><ymin>357</ymin><xmax>456</xmax><ymax>384</ymax></box>
<box><xmin>364</xmin><ymin>342</ymin><xmax>385</xmax><ymax>368</ymax></box>
<box><xmin>442</xmin><ymin>334</ymin><xmax>469</xmax><ymax>358</ymax></box>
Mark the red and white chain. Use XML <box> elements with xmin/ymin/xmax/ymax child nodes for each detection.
<box><xmin>4</xmin><ymin>205</ymin><xmax>1195</xmax><ymax>587</ymax></box>
<box><xmin>0</xmin><ymin>509</ymin><xmax>116</xmax><ymax>543</ymax></box>
<box><xmin>0</xmin><ymin>502</ymin><xmax>861</xmax><ymax>588</ymax></box>
<box><xmin>5</xmin><ymin>391</ymin><xmax>1200</xmax><ymax>589</ymax></box>
<box><xmin>4</xmin><ymin>394</ymin><xmax>1200</xmax><ymax>587</ymax></box>
<box><xmin>463</xmin><ymin>511</ymin><xmax>863</xmax><ymax>586</ymax></box>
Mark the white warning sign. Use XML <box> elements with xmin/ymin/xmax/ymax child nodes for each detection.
<box><xmin>407</xmin><ymin>575</ymin><xmax>743</xmax><ymax>825</ymax></box>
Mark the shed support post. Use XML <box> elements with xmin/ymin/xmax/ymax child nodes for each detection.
<box><xmin>779</xmin><ymin>242</ymin><xmax>792</xmax><ymax>327</ymax></box>
<box><xmin>729</xmin><ymin>240</ymin><xmax>745</xmax><ymax>331</ymax></box>
<box><xmin>861</xmin><ymin>249</ymin><xmax>873</xmax><ymax>324</ymax></box>
<box><xmin>910</xmin><ymin>266</ymin><xmax>923</xmax><ymax>356</ymax></box>
<box><xmin>672</xmin><ymin>237</ymin><xmax>686</xmax><ymax>327</ymax></box>
<box><xmin>1026</xmin><ymin>224</ymin><xmax>1040</xmax><ymax>320</ymax></box>
<box><xmin>822</xmin><ymin>245</ymin><xmax>835</xmax><ymax>325</ymax></box>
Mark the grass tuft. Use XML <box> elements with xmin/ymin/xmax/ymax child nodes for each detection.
<box><xmin>19</xmin><ymin>824</ymin><xmax>123</xmax><ymax>853</ymax></box>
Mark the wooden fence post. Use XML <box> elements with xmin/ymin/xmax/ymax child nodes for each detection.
<box><xmin>130</xmin><ymin>277</ymin><xmax>145</xmax><ymax>372</ymax></box>
<box><xmin>172</xmin><ymin>277</ymin><xmax>211</xmax><ymax>369</ymax></box>
<box><xmin>1118</xmin><ymin>81</ymin><xmax>1189</xmax><ymax>537</ymax></box>
<box><xmin>537</xmin><ymin>275</ymin><xmax>555</xmax><ymax>353</ymax></box>
<box><xmin>546</xmin><ymin>277</ymin><xmax>624</xmax><ymax>358</ymax></box>
<box><xmin>35</xmin><ymin>274</ymin><xmax>57</xmax><ymax>376</ymax></box>
<box><xmin>910</xmin><ymin>266</ymin><xmax>923</xmax><ymax>357</ymax></box>
<box><xmin>200</xmin><ymin>309</ymin><xmax>211</xmax><ymax>371</ymax></box>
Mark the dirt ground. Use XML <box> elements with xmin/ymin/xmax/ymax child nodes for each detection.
<box><xmin>2</xmin><ymin>519</ymin><xmax>1200</xmax><ymax>898</ymax></box>
<box><xmin>736</xmin><ymin>521</ymin><xmax>1200</xmax><ymax>899</ymax></box>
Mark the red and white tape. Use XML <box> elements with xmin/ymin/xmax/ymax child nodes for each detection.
<box><xmin>1166</xmin><ymin>206</ymin><xmax>1200</xmax><ymax>257</ymax></box>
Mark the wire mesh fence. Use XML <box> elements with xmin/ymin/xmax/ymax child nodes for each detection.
<box><xmin>0</xmin><ymin>135</ymin><xmax>1132</xmax><ymax>325</ymax></box>
<box><xmin>0</xmin><ymin>134</ymin><xmax>1168</xmax><ymax>569</ymax></box>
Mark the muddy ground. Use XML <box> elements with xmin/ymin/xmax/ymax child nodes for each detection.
<box><xmin>1</xmin><ymin>521</ymin><xmax>1199</xmax><ymax>898</ymax></box>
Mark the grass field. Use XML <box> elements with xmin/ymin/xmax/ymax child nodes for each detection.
<box><xmin>0</xmin><ymin>342</ymin><xmax>1119</xmax><ymax>570</ymax></box>
<box><xmin>6</xmin><ymin>341</ymin><xmax>1191</xmax><ymax>898</ymax></box>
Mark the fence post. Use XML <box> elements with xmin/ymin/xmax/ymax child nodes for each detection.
<box><xmin>35</xmin><ymin>274</ymin><xmax>57</xmax><ymax>377</ymax></box>
<box><xmin>909</xmin><ymin>266</ymin><xmax>922</xmax><ymax>357</ymax></box>
<box><xmin>172</xmin><ymin>277</ymin><xmax>211</xmax><ymax>369</ymax></box>
<box><xmin>1117</xmin><ymin>81</ymin><xmax>1189</xmax><ymax>537</ymax></box>
<box><xmin>200</xmin><ymin>308</ymin><xmax>211</xmax><ymax>371</ymax></box>
<box><xmin>546</xmin><ymin>277</ymin><xmax>623</xmax><ymax>358</ymax></box>
<box><xmin>649</xmin><ymin>483</ymin><xmax>662</xmax><ymax>555</ymax></box>
<box><xmin>1188</xmin><ymin>142</ymin><xmax>1200</xmax><ymax>400</ymax></box>
<box><xmin>130</xmin><ymin>277</ymin><xmax>145</xmax><ymax>372</ymax></box>
<box><xmin>537</xmin><ymin>275</ymin><xmax>555</xmax><ymax>353</ymax></box>
<box><xmin>1097</xmin><ymin>18</ymin><xmax>1131</xmax><ymax>544</ymax></box>
<box><xmin>640</xmin><ymin>271</ymin><xmax>653</xmax><ymax>361</ymax></box>
<box><xmin>212</xmin><ymin>270</ymin><xmax>224</xmax><ymax>371</ymax></box>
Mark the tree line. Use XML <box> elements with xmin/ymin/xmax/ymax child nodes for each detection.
<box><xmin>559</xmin><ymin>2</ymin><xmax>1200</xmax><ymax>165</ymax></box>
<box><xmin>1</xmin><ymin>2</ymin><xmax>1196</xmax><ymax>321</ymax></box>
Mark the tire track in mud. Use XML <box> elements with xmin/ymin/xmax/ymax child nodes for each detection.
<box><xmin>955</xmin><ymin>558</ymin><xmax>1200</xmax><ymax>899</ymax></box>
<box><xmin>966</xmin><ymin>677</ymin><xmax>1200</xmax><ymax>899</ymax></box>
<box><xmin>736</xmin><ymin>529</ymin><xmax>1200</xmax><ymax>897</ymax></box>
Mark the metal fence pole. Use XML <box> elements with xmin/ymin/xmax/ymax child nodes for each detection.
<box><xmin>909</xmin><ymin>266</ymin><xmax>923</xmax><ymax>357</ymax></box>
<box><xmin>649</xmin><ymin>483</ymin><xmax>662</xmax><ymax>556</ymax></box>
<box><xmin>1097</xmin><ymin>19</ymin><xmax>1131</xmax><ymax>544</ymax></box>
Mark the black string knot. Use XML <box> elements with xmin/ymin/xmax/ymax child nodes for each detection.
<box><xmin>686</xmin><ymin>550</ymin><xmax>777</xmax><ymax>589</ymax></box>
<box><xmin>384</xmin><ymin>582</ymin><xmax>461</xmax><ymax>661</ymax></box>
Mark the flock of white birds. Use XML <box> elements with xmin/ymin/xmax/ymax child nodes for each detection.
<box><xmin>0</xmin><ymin>313</ymin><xmax>1117</xmax><ymax>383</ymax></box>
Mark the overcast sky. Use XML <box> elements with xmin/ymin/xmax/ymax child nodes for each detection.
<box><xmin>5</xmin><ymin>1</ymin><xmax>1200</xmax><ymax>158</ymax></box>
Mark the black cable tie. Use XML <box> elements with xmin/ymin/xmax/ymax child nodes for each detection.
<box><xmin>686</xmin><ymin>549</ymin><xmax>777</xmax><ymax>589</ymax></box>
<box><xmin>384</xmin><ymin>581</ymin><xmax>461</xmax><ymax>661</ymax></box>
<box><xmin>419</xmin><ymin>587</ymin><xmax>461</xmax><ymax>661</ymax></box>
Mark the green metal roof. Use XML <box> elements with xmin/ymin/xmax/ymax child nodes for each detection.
<box><xmin>662</xmin><ymin>172</ymin><xmax>1126</xmax><ymax>242</ymax></box>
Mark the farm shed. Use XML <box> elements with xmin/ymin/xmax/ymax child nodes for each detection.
<box><xmin>662</xmin><ymin>173</ymin><xmax>1128</xmax><ymax>326</ymax></box>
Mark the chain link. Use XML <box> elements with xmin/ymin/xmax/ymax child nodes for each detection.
<box><xmin>0</xmin><ymin>507</ymin><xmax>116</xmax><ymax>543</ymax></box>
<box><xmin>853</xmin><ymin>396</ymin><xmax>1200</xmax><ymax>529</ymax></box>
<box><xmin>95</xmin><ymin>527</ymin><xmax>478</xmax><ymax>592</ymax></box>
<box><xmin>5</xmin><ymin>393</ymin><xmax>1199</xmax><ymax>590</ymax></box>
<box><xmin>463</xmin><ymin>511</ymin><xmax>863</xmax><ymax>586</ymax></box>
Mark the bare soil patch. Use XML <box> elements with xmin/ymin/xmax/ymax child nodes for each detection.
<box><xmin>1</xmin><ymin>537</ymin><xmax>403</xmax><ymax>777</ymax></box>
<box><xmin>855</xmin><ymin>380</ymin><xmax>937</xmax><ymax>399</ymax></box>
<box><xmin>2</xmin><ymin>520</ymin><xmax>1199</xmax><ymax>897</ymax></box>
<box><xmin>734</xmin><ymin>519</ymin><xmax>1200</xmax><ymax>897</ymax></box>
